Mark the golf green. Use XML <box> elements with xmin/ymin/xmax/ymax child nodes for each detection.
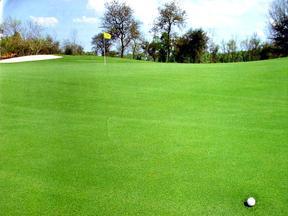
<box><xmin>0</xmin><ymin>56</ymin><xmax>287</xmax><ymax>215</ymax></box>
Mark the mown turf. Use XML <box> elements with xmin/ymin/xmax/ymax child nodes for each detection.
<box><xmin>0</xmin><ymin>56</ymin><xmax>287</xmax><ymax>215</ymax></box>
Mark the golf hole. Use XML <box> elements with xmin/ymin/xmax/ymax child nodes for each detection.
<box><xmin>244</xmin><ymin>201</ymin><xmax>251</xmax><ymax>207</ymax></box>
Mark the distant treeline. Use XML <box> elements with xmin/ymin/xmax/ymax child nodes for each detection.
<box><xmin>0</xmin><ymin>18</ymin><xmax>84</xmax><ymax>59</ymax></box>
<box><xmin>1</xmin><ymin>0</ymin><xmax>287</xmax><ymax>63</ymax></box>
<box><xmin>125</xmin><ymin>31</ymin><xmax>279</xmax><ymax>63</ymax></box>
<box><xmin>91</xmin><ymin>0</ymin><xmax>287</xmax><ymax>63</ymax></box>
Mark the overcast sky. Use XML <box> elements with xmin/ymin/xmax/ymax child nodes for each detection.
<box><xmin>1</xmin><ymin>0</ymin><xmax>273</xmax><ymax>51</ymax></box>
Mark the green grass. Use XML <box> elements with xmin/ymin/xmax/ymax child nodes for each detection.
<box><xmin>0</xmin><ymin>56</ymin><xmax>287</xmax><ymax>215</ymax></box>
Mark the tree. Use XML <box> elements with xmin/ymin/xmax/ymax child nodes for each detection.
<box><xmin>226</xmin><ymin>39</ymin><xmax>237</xmax><ymax>62</ymax></box>
<box><xmin>268</xmin><ymin>0</ymin><xmax>288</xmax><ymax>56</ymax></box>
<box><xmin>0</xmin><ymin>18</ymin><xmax>60</xmax><ymax>57</ymax></box>
<box><xmin>0</xmin><ymin>17</ymin><xmax>22</xmax><ymax>37</ymax></box>
<box><xmin>174</xmin><ymin>36</ymin><xmax>189</xmax><ymax>63</ymax></box>
<box><xmin>140</xmin><ymin>41</ymin><xmax>150</xmax><ymax>60</ymax></box>
<box><xmin>42</xmin><ymin>36</ymin><xmax>60</xmax><ymax>54</ymax></box>
<box><xmin>209</xmin><ymin>42</ymin><xmax>219</xmax><ymax>63</ymax></box>
<box><xmin>91</xmin><ymin>33</ymin><xmax>112</xmax><ymax>56</ymax></box>
<box><xmin>62</xmin><ymin>30</ymin><xmax>83</xmax><ymax>55</ymax></box>
<box><xmin>131</xmin><ymin>37</ymin><xmax>142</xmax><ymax>59</ymax></box>
<box><xmin>102</xmin><ymin>0</ymin><xmax>140</xmax><ymax>58</ymax></box>
<box><xmin>130</xmin><ymin>21</ymin><xmax>142</xmax><ymax>59</ymax></box>
<box><xmin>23</xmin><ymin>20</ymin><xmax>43</xmax><ymax>40</ymax></box>
<box><xmin>175</xmin><ymin>29</ymin><xmax>208</xmax><ymax>63</ymax></box>
<box><xmin>148</xmin><ymin>42</ymin><xmax>160</xmax><ymax>62</ymax></box>
<box><xmin>153</xmin><ymin>0</ymin><xmax>186</xmax><ymax>62</ymax></box>
<box><xmin>241</xmin><ymin>33</ymin><xmax>262</xmax><ymax>61</ymax></box>
<box><xmin>62</xmin><ymin>39</ymin><xmax>83</xmax><ymax>55</ymax></box>
<box><xmin>260</xmin><ymin>43</ymin><xmax>275</xmax><ymax>60</ymax></box>
<box><xmin>159</xmin><ymin>32</ymin><xmax>169</xmax><ymax>62</ymax></box>
<box><xmin>146</xmin><ymin>37</ymin><xmax>161</xmax><ymax>62</ymax></box>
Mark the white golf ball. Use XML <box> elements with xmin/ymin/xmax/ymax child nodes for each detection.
<box><xmin>247</xmin><ymin>197</ymin><xmax>256</xmax><ymax>207</ymax></box>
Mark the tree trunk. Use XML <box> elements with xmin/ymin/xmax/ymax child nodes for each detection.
<box><xmin>120</xmin><ymin>42</ymin><xmax>125</xmax><ymax>57</ymax></box>
<box><xmin>167</xmin><ymin>44</ymin><xmax>170</xmax><ymax>62</ymax></box>
<box><xmin>167</xmin><ymin>25</ymin><xmax>171</xmax><ymax>62</ymax></box>
<box><xmin>120</xmin><ymin>36</ymin><xmax>125</xmax><ymax>58</ymax></box>
<box><xmin>121</xmin><ymin>47</ymin><xmax>124</xmax><ymax>58</ymax></box>
<box><xmin>132</xmin><ymin>42</ymin><xmax>137</xmax><ymax>59</ymax></box>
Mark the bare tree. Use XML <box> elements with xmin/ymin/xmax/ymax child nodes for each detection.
<box><xmin>21</xmin><ymin>21</ymin><xmax>44</xmax><ymax>55</ymax></box>
<box><xmin>241</xmin><ymin>33</ymin><xmax>262</xmax><ymax>61</ymax></box>
<box><xmin>153</xmin><ymin>0</ymin><xmax>186</xmax><ymax>62</ymax></box>
<box><xmin>220</xmin><ymin>40</ymin><xmax>227</xmax><ymax>54</ymax></box>
<box><xmin>0</xmin><ymin>17</ymin><xmax>22</xmax><ymax>37</ymax></box>
<box><xmin>227</xmin><ymin>39</ymin><xmax>237</xmax><ymax>62</ymax></box>
<box><xmin>102</xmin><ymin>0</ymin><xmax>140</xmax><ymax>58</ymax></box>
<box><xmin>71</xmin><ymin>29</ymin><xmax>78</xmax><ymax>45</ymax></box>
<box><xmin>241</xmin><ymin>33</ymin><xmax>261</xmax><ymax>51</ymax></box>
<box><xmin>23</xmin><ymin>20</ymin><xmax>43</xmax><ymax>39</ymax></box>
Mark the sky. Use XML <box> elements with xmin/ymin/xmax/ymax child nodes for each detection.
<box><xmin>1</xmin><ymin>0</ymin><xmax>273</xmax><ymax>51</ymax></box>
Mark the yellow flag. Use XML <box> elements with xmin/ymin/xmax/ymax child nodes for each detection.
<box><xmin>103</xmin><ymin>32</ymin><xmax>112</xmax><ymax>39</ymax></box>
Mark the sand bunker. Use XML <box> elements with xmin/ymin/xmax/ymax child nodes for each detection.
<box><xmin>0</xmin><ymin>55</ymin><xmax>63</xmax><ymax>63</ymax></box>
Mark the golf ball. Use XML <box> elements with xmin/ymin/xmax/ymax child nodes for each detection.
<box><xmin>247</xmin><ymin>197</ymin><xmax>256</xmax><ymax>207</ymax></box>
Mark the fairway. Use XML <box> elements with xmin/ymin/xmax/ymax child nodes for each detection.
<box><xmin>0</xmin><ymin>56</ymin><xmax>287</xmax><ymax>215</ymax></box>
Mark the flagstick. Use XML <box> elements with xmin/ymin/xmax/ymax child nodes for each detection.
<box><xmin>104</xmin><ymin>38</ymin><xmax>106</xmax><ymax>65</ymax></box>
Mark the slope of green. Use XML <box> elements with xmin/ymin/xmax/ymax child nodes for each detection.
<box><xmin>0</xmin><ymin>56</ymin><xmax>287</xmax><ymax>215</ymax></box>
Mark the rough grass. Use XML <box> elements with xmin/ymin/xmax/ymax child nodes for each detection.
<box><xmin>0</xmin><ymin>56</ymin><xmax>287</xmax><ymax>215</ymax></box>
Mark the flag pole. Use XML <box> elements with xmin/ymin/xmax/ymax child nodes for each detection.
<box><xmin>103</xmin><ymin>32</ymin><xmax>111</xmax><ymax>65</ymax></box>
<box><xmin>104</xmin><ymin>37</ymin><xmax>106</xmax><ymax>65</ymax></box>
